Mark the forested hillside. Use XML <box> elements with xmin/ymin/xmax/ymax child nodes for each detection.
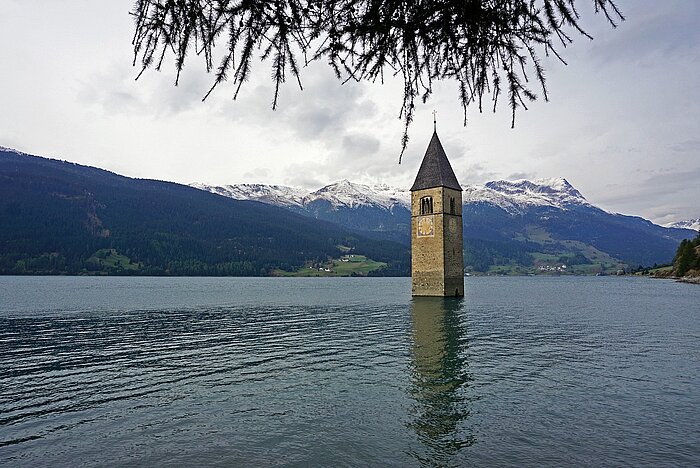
<box><xmin>0</xmin><ymin>149</ymin><xmax>409</xmax><ymax>276</ymax></box>
<box><xmin>673</xmin><ymin>235</ymin><xmax>700</xmax><ymax>277</ymax></box>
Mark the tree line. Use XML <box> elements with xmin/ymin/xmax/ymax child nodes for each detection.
<box><xmin>673</xmin><ymin>234</ymin><xmax>700</xmax><ymax>277</ymax></box>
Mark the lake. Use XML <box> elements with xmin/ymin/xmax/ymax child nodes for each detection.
<box><xmin>0</xmin><ymin>276</ymin><xmax>698</xmax><ymax>466</ymax></box>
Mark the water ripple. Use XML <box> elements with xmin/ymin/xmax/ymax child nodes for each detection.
<box><xmin>1</xmin><ymin>276</ymin><xmax>699</xmax><ymax>466</ymax></box>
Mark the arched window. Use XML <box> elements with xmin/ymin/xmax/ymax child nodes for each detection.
<box><xmin>450</xmin><ymin>197</ymin><xmax>455</xmax><ymax>214</ymax></box>
<box><xmin>420</xmin><ymin>196</ymin><xmax>433</xmax><ymax>215</ymax></box>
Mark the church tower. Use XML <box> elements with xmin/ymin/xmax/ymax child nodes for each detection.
<box><xmin>410</xmin><ymin>130</ymin><xmax>464</xmax><ymax>297</ymax></box>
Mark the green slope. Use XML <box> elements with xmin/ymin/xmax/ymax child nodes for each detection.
<box><xmin>0</xmin><ymin>149</ymin><xmax>409</xmax><ymax>276</ymax></box>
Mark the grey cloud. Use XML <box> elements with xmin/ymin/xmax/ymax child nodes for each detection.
<box><xmin>292</xmin><ymin>104</ymin><xmax>351</xmax><ymax>139</ymax></box>
<box><xmin>342</xmin><ymin>134</ymin><xmax>380</xmax><ymax>156</ymax></box>
<box><xmin>281</xmin><ymin>160</ymin><xmax>327</xmax><ymax>189</ymax></box>
<box><xmin>215</xmin><ymin>62</ymin><xmax>410</xmax><ymax>186</ymax></box>
<box><xmin>100</xmin><ymin>90</ymin><xmax>143</xmax><ymax>115</ymax></box>
<box><xmin>653</xmin><ymin>209</ymin><xmax>691</xmax><ymax>226</ymax></box>
<box><xmin>507</xmin><ymin>171</ymin><xmax>536</xmax><ymax>180</ymax></box>
<box><xmin>219</xmin><ymin>62</ymin><xmax>375</xmax><ymax>141</ymax></box>
<box><xmin>0</xmin><ymin>135</ymin><xmax>28</xmax><ymax>152</ymax></box>
<box><xmin>588</xmin><ymin>1</ymin><xmax>700</xmax><ymax>64</ymax></box>
<box><xmin>77</xmin><ymin>79</ymin><xmax>143</xmax><ymax>115</ymax></box>
<box><xmin>77</xmin><ymin>62</ymin><xmax>209</xmax><ymax>117</ymax></box>
<box><xmin>153</xmin><ymin>73</ymin><xmax>212</xmax><ymax>115</ymax></box>
<box><xmin>595</xmin><ymin>165</ymin><xmax>700</xmax><ymax>223</ymax></box>
<box><xmin>456</xmin><ymin>163</ymin><xmax>498</xmax><ymax>185</ymax></box>
<box><xmin>671</xmin><ymin>139</ymin><xmax>700</xmax><ymax>153</ymax></box>
<box><xmin>243</xmin><ymin>167</ymin><xmax>270</xmax><ymax>180</ymax></box>
<box><xmin>644</xmin><ymin>166</ymin><xmax>700</xmax><ymax>188</ymax></box>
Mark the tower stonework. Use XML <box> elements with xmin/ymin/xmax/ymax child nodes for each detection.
<box><xmin>411</xmin><ymin>131</ymin><xmax>464</xmax><ymax>297</ymax></box>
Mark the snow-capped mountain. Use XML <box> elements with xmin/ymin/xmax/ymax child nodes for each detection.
<box><xmin>190</xmin><ymin>179</ymin><xmax>412</xmax><ymax>242</ymax></box>
<box><xmin>190</xmin><ymin>180</ymin><xmax>412</xmax><ymax>239</ymax></box>
<box><xmin>665</xmin><ymin>218</ymin><xmax>700</xmax><ymax>232</ymax></box>
<box><xmin>190</xmin><ymin>182</ymin><xmax>307</xmax><ymax>208</ymax></box>
<box><xmin>3</xmin><ymin>141</ymin><xmax>692</xmax><ymax>276</ymax></box>
<box><xmin>190</xmin><ymin>177</ymin><xmax>588</xmax><ymax>213</ymax></box>
<box><xmin>191</xmin><ymin>177</ymin><xmax>697</xmax><ymax>268</ymax></box>
<box><xmin>463</xmin><ymin>178</ymin><xmax>591</xmax><ymax>215</ymax></box>
<box><xmin>191</xmin><ymin>180</ymin><xmax>410</xmax><ymax>211</ymax></box>
<box><xmin>307</xmin><ymin>179</ymin><xmax>410</xmax><ymax>210</ymax></box>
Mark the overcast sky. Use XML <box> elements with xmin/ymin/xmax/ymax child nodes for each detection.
<box><xmin>1</xmin><ymin>1</ymin><xmax>698</xmax><ymax>225</ymax></box>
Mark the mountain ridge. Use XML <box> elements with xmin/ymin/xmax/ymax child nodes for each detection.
<box><xmin>1</xmin><ymin>145</ymin><xmax>695</xmax><ymax>275</ymax></box>
<box><xmin>191</xmin><ymin>179</ymin><xmax>411</xmax><ymax>211</ymax></box>
<box><xmin>192</xmin><ymin>177</ymin><xmax>601</xmax><ymax>214</ymax></box>
<box><xmin>191</xmin><ymin>178</ymin><xmax>697</xmax><ymax>272</ymax></box>
<box><xmin>0</xmin><ymin>148</ymin><xmax>409</xmax><ymax>276</ymax></box>
<box><xmin>666</xmin><ymin>218</ymin><xmax>700</xmax><ymax>232</ymax></box>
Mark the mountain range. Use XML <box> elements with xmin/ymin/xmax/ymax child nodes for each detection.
<box><xmin>1</xmin><ymin>145</ymin><xmax>696</xmax><ymax>276</ymax></box>
<box><xmin>190</xmin><ymin>180</ymin><xmax>412</xmax><ymax>243</ymax></box>
<box><xmin>192</xmin><ymin>178</ymin><xmax>698</xmax><ymax>274</ymax></box>
<box><xmin>0</xmin><ymin>147</ymin><xmax>408</xmax><ymax>276</ymax></box>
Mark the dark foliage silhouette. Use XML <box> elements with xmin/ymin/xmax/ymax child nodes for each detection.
<box><xmin>131</xmin><ymin>0</ymin><xmax>623</xmax><ymax>160</ymax></box>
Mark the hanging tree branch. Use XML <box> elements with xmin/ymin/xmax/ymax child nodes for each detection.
<box><xmin>131</xmin><ymin>0</ymin><xmax>624</xmax><ymax>161</ymax></box>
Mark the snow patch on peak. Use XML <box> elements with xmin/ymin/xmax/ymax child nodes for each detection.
<box><xmin>665</xmin><ymin>218</ymin><xmax>700</xmax><ymax>232</ymax></box>
<box><xmin>485</xmin><ymin>177</ymin><xmax>584</xmax><ymax>199</ymax></box>
<box><xmin>0</xmin><ymin>146</ymin><xmax>28</xmax><ymax>156</ymax></box>
<box><xmin>191</xmin><ymin>176</ymin><xmax>591</xmax><ymax>215</ymax></box>
<box><xmin>307</xmin><ymin>180</ymin><xmax>410</xmax><ymax>209</ymax></box>
<box><xmin>465</xmin><ymin>177</ymin><xmax>589</xmax><ymax>214</ymax></box>
<box><xmin>190</xmin><ymin>180</ymin><xmax>411</xmax><ymax>210</ymax></box>
<box><xmin>314</xmin><ymin>179</ymin><xmax>365</xmax><ymax>195</ymax></box>
<box><xmin>190</xmin><ymin>182</ymin><xmax>306</xmax><ymax>207</ymax></box>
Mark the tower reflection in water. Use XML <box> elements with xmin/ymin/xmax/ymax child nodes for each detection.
<box><xmin>408</xmin><ymin>297</ymin><xmax>474</xmax><ymax>465</ymax></box>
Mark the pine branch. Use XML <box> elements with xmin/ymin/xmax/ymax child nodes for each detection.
<box><xmin>131</xmin><ymin>0</ymin><xmax>624</xmax><ymax>158</ymax></box>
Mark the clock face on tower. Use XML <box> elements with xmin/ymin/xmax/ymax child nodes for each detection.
<box><xmin>417</xmin><ymin>215</ymin><xmax>434</xmax><ymax>237</ymax></box>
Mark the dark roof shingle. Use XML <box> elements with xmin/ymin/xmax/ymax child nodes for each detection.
<box><xmin>410</xmin><ymin>131</ymin><xmax>462</xmax><ymax>191</ymax></box>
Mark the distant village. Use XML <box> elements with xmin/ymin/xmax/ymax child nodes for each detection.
<box><xmin>538</xmin><ymin>264</ymin><xmax>568</xmax><ymax>273</ymax></box>
<box><xmin>309</xmin><ymin>255</ymin><xmax>357</xmax><ymax>273</ymax></box>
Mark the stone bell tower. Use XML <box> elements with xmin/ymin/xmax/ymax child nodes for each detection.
<box><xmin>410</xmin><ymin>128</ymin><xmax>464</xmax><ymax>297</ymax></box>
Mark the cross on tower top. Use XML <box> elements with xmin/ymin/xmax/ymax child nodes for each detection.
<box><xmin>432</xmin><ymin>110</ymin><xmax>437</xmax><ymax>132</ymax></box>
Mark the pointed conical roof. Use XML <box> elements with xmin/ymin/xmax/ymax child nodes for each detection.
<box><xmin>410</xmin><ymin>131</ymin><xmax>462</xmax><ymax>191</ymax></box>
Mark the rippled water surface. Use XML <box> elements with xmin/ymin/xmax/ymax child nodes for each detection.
<box><xmin>1</xmin><ymin>276</ymin><xmax>699</xmax><ymax>466</ymax></box>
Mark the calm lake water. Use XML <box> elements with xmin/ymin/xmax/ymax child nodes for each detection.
<box><xmin>0</xmin><ymin>276</ymin><xmax>698</xmax><ymax>467</ymax></box>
